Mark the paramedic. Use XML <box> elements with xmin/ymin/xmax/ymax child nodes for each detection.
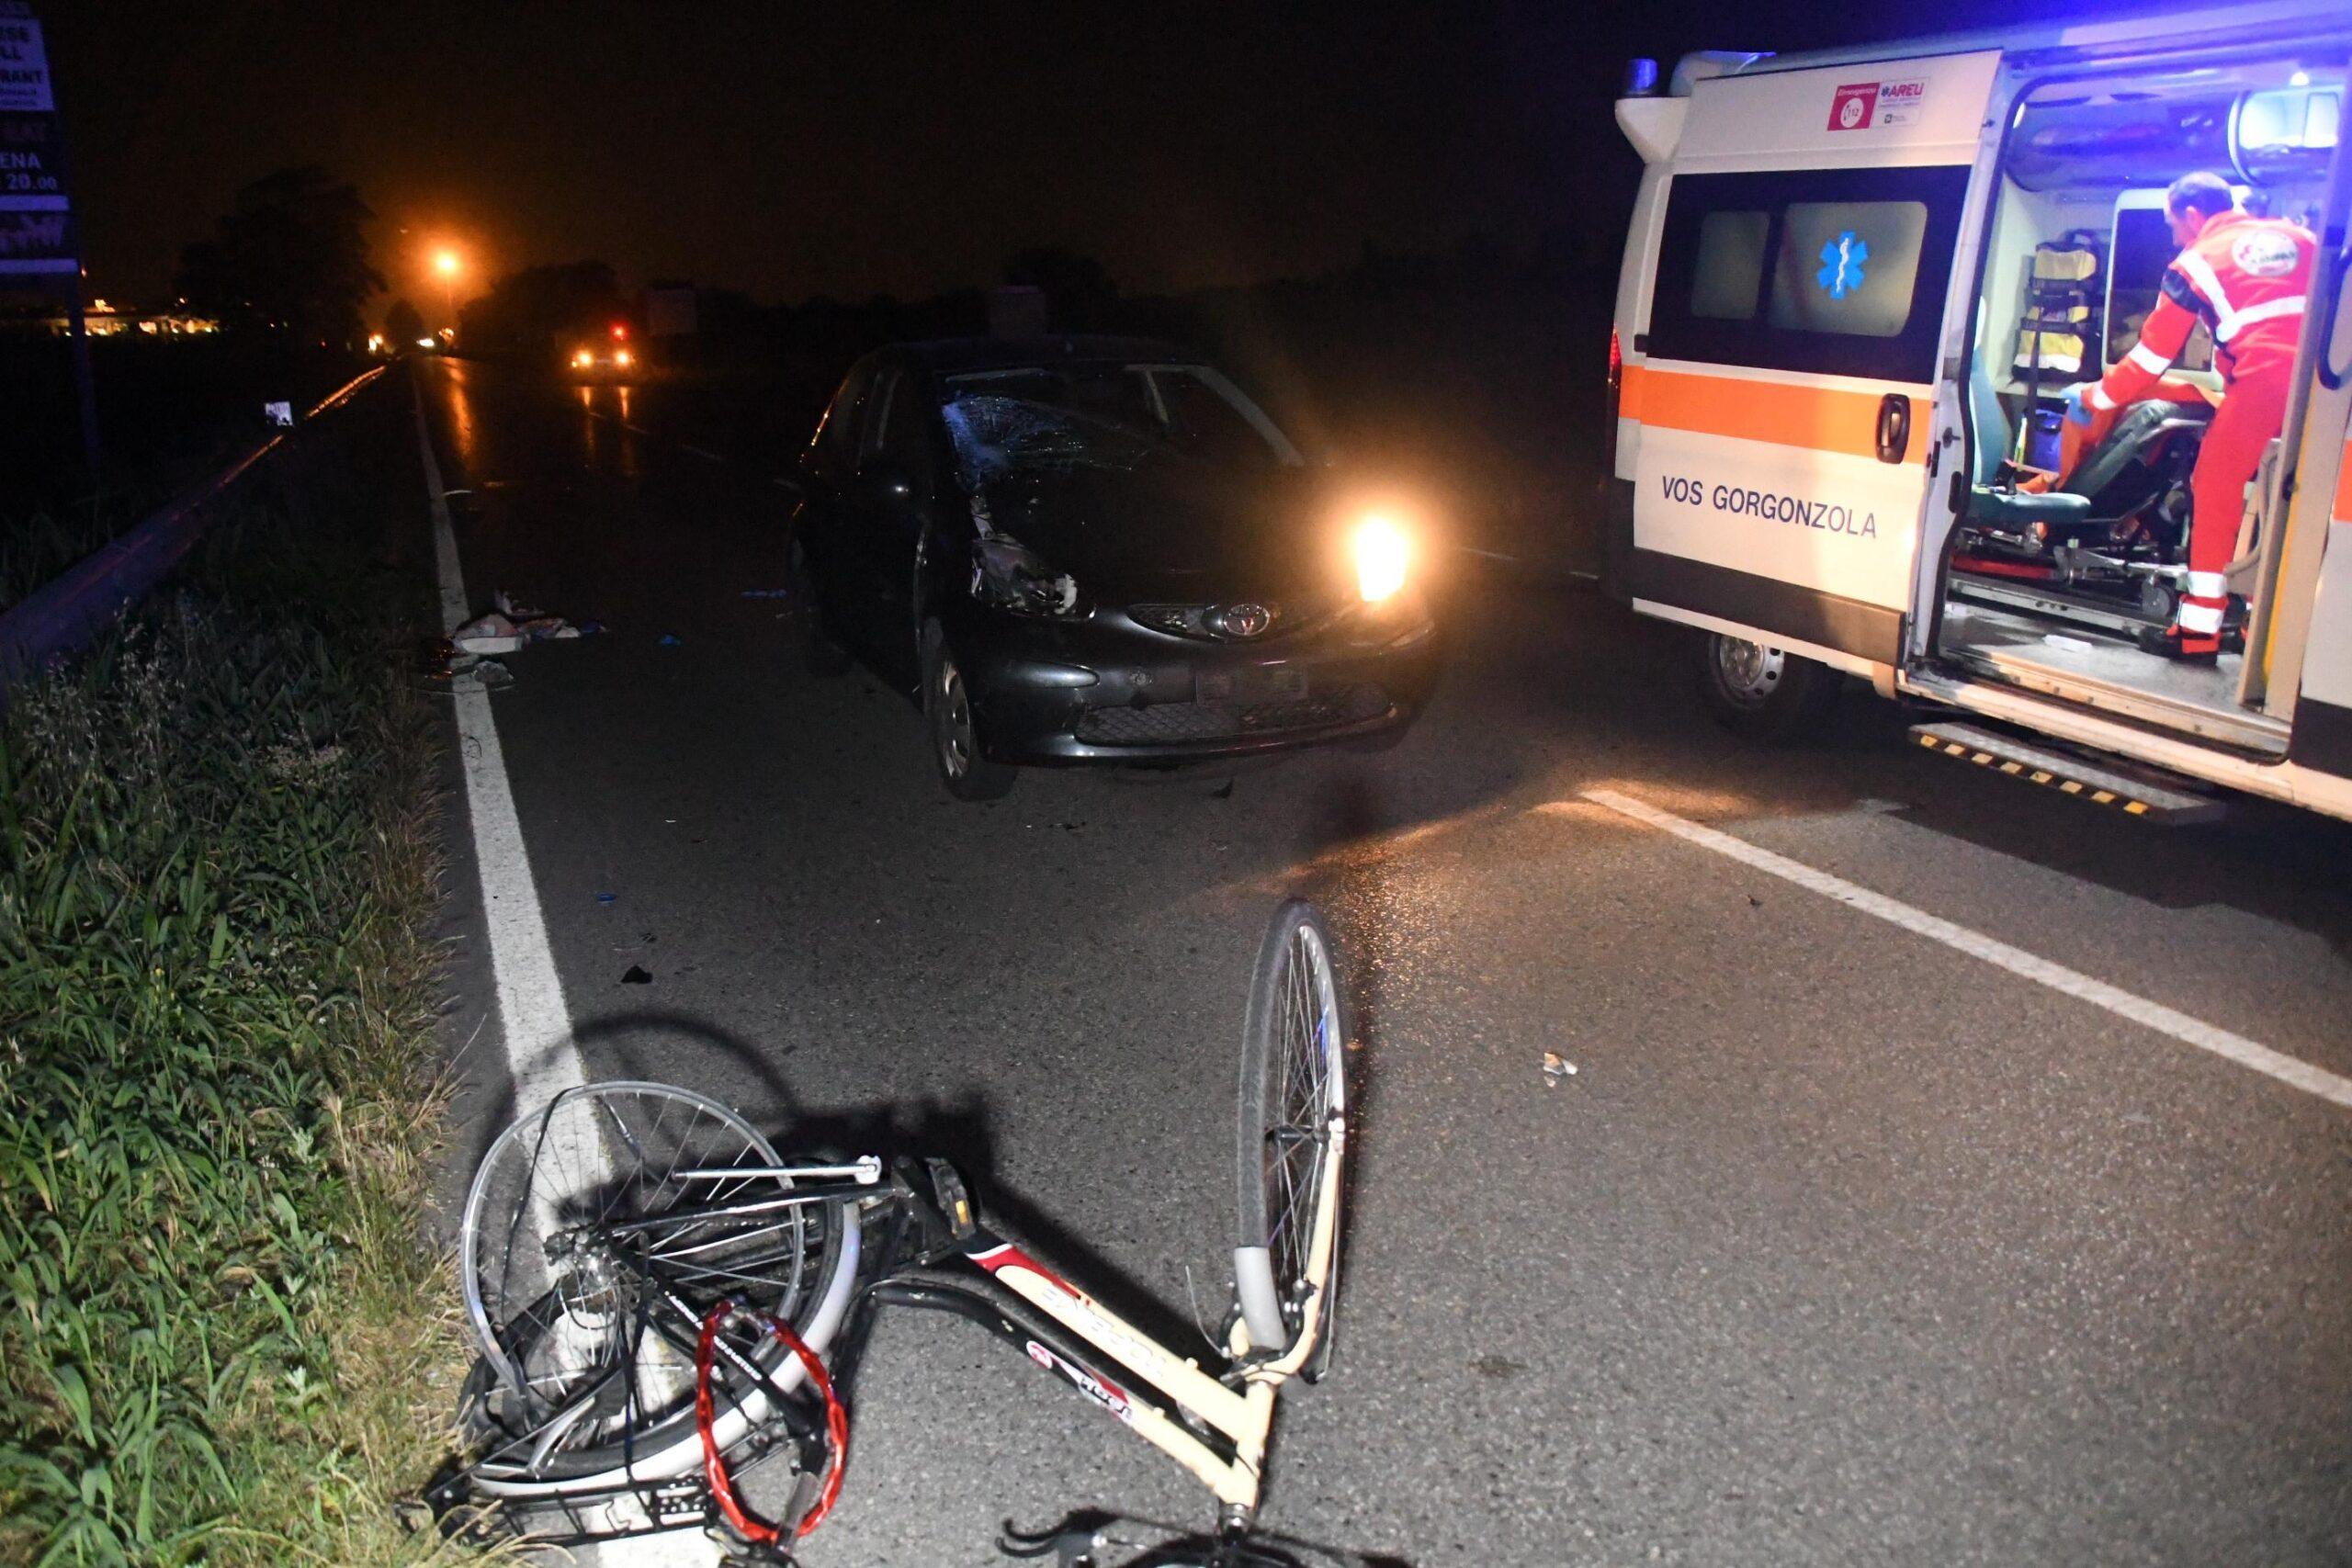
<box><xmin>2065</xmin><ymin>171</ymin><xmax>2313</xmax><ymax>660</ymax></box>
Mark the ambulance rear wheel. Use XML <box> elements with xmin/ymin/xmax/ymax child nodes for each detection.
<box><xmin>1695</xmin><ymin>632</ymin><xmax>1842</xmax><ymax>741</ymax></box>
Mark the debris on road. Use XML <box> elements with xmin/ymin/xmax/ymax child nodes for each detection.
<box><xmin>452</xmin><ymin>612</ymin><xmax>521</xmax><ymax>654</ymax></box>
<box><xmin>741</xmin><ymin>588</ymin><xmax>792</xmax><ymax>599</ymax></box>
<box><xmin>1542</xmin><ymin>1052</ymin><xmax>1577</xmax><ymax>1086</ymax></box>
<box><xmin>657</xmin><ymin>634</ymin><xmax>682</xmax><ymax>648</ymax></box>
<box><xmin>595</xmin><ymin>891</ymin><xmax>616</xmax><ymax>904</ymax></box>
<box><xmin>493</xmin><ymin>588</ymin><xmax>547</xmax><ymax>620</ymax></box>
<box><xmin>453</xmin><ymin>606</ymin><xmax>588</xmax><ymax>654</ymax></box>
<box><xmin>470</xmin><ymin>658</ymin><xmax>514</xmax><ymax>690</ymax></box>
<box><xmin>620</xmin><ymin>964</ymin><xmax>652</xmax><ymax>984</ymax></box>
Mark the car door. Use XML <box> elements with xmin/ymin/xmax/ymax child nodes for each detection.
<box><xmin>1623</xmin><ymin>51</ymin><xmax>1999</xmax><ymax>671</ymax></box>
<box><xmin>843</xmin><ymin>367</ymin><xmax>938</xmax><ymax>686</ymax></box>
<box><xmin>798</xmin><ymin>357</ymin><xmax>880</xmax><ymax>633</ymax></box>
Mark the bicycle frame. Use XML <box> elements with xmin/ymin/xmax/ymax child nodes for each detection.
<box><xmin>434</xmin><ymin>1117</ymin><xmax>1345</xmax><ymax>1548</ymax></box>
<box><xmin>901</xmin><ymin>1113</ymin><xmax>1345</xmax><ymax>1520</ymax></box>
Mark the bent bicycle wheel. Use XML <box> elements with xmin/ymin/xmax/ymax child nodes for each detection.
<box><xmin>457</xmin><ymin>1081</ymin><xmax>861</xmax><ymax>1485</ymax></box>
<box><xmin>1234</xmin><ymin>899</ymin><xmax>1351</xmax><ymax>1359</ymax></box>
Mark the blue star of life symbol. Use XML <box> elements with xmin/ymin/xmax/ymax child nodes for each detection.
<box><xmin>1817</xmin><ymin>231</ymin><xmax>1869</xmax><ymax>298</ymax></box>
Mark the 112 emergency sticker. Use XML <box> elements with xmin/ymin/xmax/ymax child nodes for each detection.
<box><xmin>1828</xmin><ymin>77</ymin><xmax>1929</xmax><ymax>130</ymax></box>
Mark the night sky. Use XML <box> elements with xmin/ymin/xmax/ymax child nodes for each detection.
<box><xmin>51</xmin><ymin>0</ymin><xmax>2217</xmax><ymax>315</ymax></box>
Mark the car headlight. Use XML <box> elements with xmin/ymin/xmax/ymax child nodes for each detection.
<box><xmin>613</xmin><ymin>348</ymin><xmax>633</xmax><ymax>368</ymax></box>
<box><xmin>971</xmin><ymin>536</ymin><xmax>1080</xmax><ymax>616</ymax></box>
<box><xmin>1351</xmin><ymin>513</ymin><xmax>1411</xmax><ymax>604</ymax></box>
<box><xmin>572</xmin><ymin>348</ymin><xmax>594</xmax><ymax>368</ymax></box>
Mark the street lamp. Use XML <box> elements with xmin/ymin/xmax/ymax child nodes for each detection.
<box><xmin>434</xmin><ymin>248</ymin><xmax>462</xmax><ymax>333</ymax></box>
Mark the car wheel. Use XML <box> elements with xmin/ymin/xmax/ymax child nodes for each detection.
<box><xmin>922</xmin><ymin>624</ymin><xmax>1016</xmax><ymax>801</ymax></box>
<box><xmin>791</xmin><ymin>538</ymin><xmax>852</xmax><ymax>677</ymax></box>
<box><xmin>1694</xmin><ymin>630</ymin><xmax>1841</xmax><ymax>741</ymax></box>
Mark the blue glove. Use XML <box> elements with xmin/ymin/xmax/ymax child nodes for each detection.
<box><xmin>2062</xmin><ymin>385</ymin><xmax>2097</xmax><ymax>426</ymax></box>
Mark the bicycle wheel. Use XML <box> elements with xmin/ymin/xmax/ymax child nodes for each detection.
<box><xmin>1234</xmin><ymin>900</ymin><xmax>1350</xmax><ymax>1358</ymax></box>
<box><xmin>457</xmin><ymin>1081</ymin><xmax>861</xmax><ymax>1484</ymax></box>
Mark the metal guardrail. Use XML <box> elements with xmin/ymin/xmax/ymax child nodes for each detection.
<box><xmin>0</xmin><ymin>364</ymin><xmax>388</xmax><ymax>688</ymax></box>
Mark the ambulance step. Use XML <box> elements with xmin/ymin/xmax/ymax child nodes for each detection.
<box><xmin>1905</xmin><ymin>722</ymin><xmax>2226</xmax><ymax>823</ymax></box>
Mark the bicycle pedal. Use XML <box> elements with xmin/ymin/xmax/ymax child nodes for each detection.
<box><xmin>925</xmin><ymin>1157</ymin><xmax>979</xmax><ymax>1242</ymax></box>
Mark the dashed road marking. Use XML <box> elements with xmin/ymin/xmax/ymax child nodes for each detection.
<box><xmin>1577</xmin><ymin>788</ymin><xmax>2352</xmax><ymax>1111</ymax></box>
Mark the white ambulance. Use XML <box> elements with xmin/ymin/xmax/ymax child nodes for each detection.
<box><xmin>1606</xmin><ymin>2</ymin><xmax>2352</xmax><ymax>822</ymax></box>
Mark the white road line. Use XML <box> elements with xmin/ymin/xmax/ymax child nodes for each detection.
<box><xmin>413</xmin><ymin>380</ymin><xmax>714</xmax><ymax>1568</ymax></box>
<box><xmin>415</xmin><ymin>381</ymin><xmax>583</xmax><ymax>1099</ymax></box>
<box><xmin>681</xmin><ymin>443</ymin><xmax>723</xmax><ymax>462</ymax></box>
<box><xmin>1577</xmin><ymin>788</ymin><xmax>2352</xmax><ymax>1111</ymax></box>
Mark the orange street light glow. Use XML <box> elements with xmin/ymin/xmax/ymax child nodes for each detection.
<box><xmin>434</xmin><ymin>249</ymin><xmax>462</xmax><ymax>276</ymax></box>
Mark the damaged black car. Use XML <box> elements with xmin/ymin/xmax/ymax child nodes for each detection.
<box><xmin>787</xmin><ymin>337</ymin><xmax>1442</xmax><ymax>800</ymax></box>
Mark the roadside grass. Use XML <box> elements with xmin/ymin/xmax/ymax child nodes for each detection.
<box><xmin>0</xmin><ymin>397</ymin><xmax>484</xmax><ymax>1565</ymax></box>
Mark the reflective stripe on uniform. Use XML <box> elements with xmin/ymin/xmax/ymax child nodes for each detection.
<box><xmin>2179</xmin><ymin>598</ymin><xmax>2225</xmax><ymax>634</ymax></box>
<box><xmin>2186</xmin><ymin>570</ymin><xmax>2228</xmax><ymax>598</ymax></box>
<box><xmin>2087</xmin><ymin>384</ymin><xmax>2119</xmax><ymax>411</ymax></box>
<box><xmin>2174</xmin><ymin>249</ymin><xmax>2234</xmax><ymax>321</ymax></box>
<box><xmin>2216</xmin><ymin>293</ymin><xmax>2306</xmax><ymax>344</ymax></box>
<box><xmin>2126</xmin><ymin>341</ymin><xmax>2174</xmax><ymax>375</ymax></box>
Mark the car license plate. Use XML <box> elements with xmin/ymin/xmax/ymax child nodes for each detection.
<box><xmin>1200</xmin><ymin>666</ymin><xmax>1306</xmax><ymax>703</ymax></box>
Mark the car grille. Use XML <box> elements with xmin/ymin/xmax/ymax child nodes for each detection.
<box><xmin>1075</xmin><ymin>683</ymin><xmax>1390</xmax><ymax>745</ymax></box>
<box><xmin>1127</xmin><ymin>597</ymin><xmax>1349</xmax><ymax>642</ymax></box>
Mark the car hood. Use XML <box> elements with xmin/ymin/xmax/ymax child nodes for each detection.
<box><xmin>974</xmin><ymin>459</ymin><xmax>1341</xmax><ymax>607</ymax></box>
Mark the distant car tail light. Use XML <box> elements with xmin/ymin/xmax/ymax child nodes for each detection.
<box><xmin>614</xmin><ymin>348</ymin><xmax>634</xmax><ymax>368</ymax></box>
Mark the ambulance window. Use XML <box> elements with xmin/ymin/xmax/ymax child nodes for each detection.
<box><xmin>1645</xmin><ymin>164</ymin><xmax>1970</xmax><ymax>382</ymax></box>
<box><xmin>2108</xmin><ymin>208</ymin><xmax>2215</xmax><ymax>373</ymax></box>
<box><xmin>1767</xmin><ymin>200</ymin><xmax>1928</xmax><ymax>338</ymax></box>
<box><xmin>1690</xmin><ymin>211</ymin><xmax>1771</xmax><ymax>320</ymax></box>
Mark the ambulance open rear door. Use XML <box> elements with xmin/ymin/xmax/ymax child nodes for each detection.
<box><xmin>1622</xmin><ymin>52</ymin><xmax>2001</xmax><ymax>676</ymax></box>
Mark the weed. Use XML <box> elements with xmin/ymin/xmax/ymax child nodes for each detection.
<box><xmin>0</xmin><ymin>400</ymin><xmax>477</xmax><ymax>1565</ymax></box>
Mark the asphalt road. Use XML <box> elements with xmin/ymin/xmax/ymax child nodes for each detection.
<box><xmin>414</xmin><ymin>357</ymin><xmax>2352</xmax><ymax>1567</ymax></box>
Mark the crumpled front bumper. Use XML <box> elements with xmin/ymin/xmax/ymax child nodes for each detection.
<box><xmin>953</xmin><ymin>598</ymin><xmax>1442</xmax><ymax>765</ymax></box>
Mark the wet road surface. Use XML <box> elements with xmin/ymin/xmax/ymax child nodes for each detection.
<box><xmin>415</xmin><ymin>358</ymin><xmax>2352</xmax><ymax>1567</ymax></box>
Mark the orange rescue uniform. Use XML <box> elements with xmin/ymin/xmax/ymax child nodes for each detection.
<box><xmin>2088</xmin><ymin>210</ymin><xmax>2314</xmax><ymax>647</ymax></box>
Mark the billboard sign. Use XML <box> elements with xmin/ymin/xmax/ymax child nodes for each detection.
<box><xmin>0</xmin><ymin>5</ymin><xmax>72</xmax><ymax>275</ymax></box>
<box><xmin>0</xmin><ymin>6</ymin><xmax>51</xmax><ymax>113</ymax></box>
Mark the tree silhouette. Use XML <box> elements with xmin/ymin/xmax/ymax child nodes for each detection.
<box><xmin>458</xmin><ymin>261</ymin><xmax>626</xmax><ymax>352</ymax></box>
<box><xmin>382</xmin><ymin>298</ymin><xmax>425</xmax><ymax>345</ymax></box>
<box><xmin>1002</xmin><ymin>248</ymin><xmax>1118</xmax><ymax>330</ymax></box>
<box><xmin>175</xmin><ymin>167</ymin><xmax>384</xmax><ymax>345</ymax></box>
